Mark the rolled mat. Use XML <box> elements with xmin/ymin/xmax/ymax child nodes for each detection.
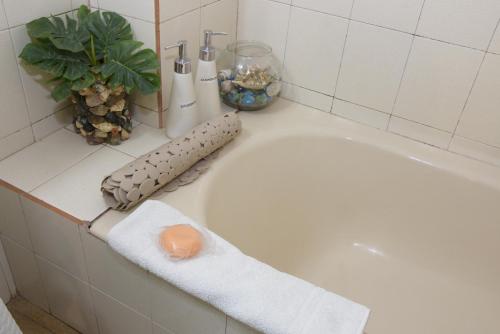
<box><xmin>101</xmin><ymin>112</ymin><xmax>241</xmax><ymax>210</ymax></box>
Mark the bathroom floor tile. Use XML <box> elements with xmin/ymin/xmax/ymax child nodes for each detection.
<box><xmin>0</xmin><ymin>129</ymin><xmax>101</xmax><ymax>192</ymax></box>
<box><xmin>7</xmin><ymin>296</ymin><xmax>80</xmax><ymax>334</ymax></box>
<box><xmin>31</xmin><ymin>147</ymin><xmax>134</xmax><ymax>222</ymax></box>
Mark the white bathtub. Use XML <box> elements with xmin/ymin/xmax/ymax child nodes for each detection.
<box><xmin>93</xmin><ymin>99</ymin><xmax>500</xmax><ymax>334</ymax></box>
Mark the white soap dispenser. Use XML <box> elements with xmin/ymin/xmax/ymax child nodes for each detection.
<box><xmin>195</xmin><ymin>30</ymin><xmax>228</xmax><ymax>122</ymax></box>
<box><xmin>165</xmin><ymin>40</ymin><xmax>199</xmax><ymax>138</ymax></box>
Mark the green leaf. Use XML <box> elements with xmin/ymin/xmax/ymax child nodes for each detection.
<box><xmin>26</xmin><ymin>14</ymin><xmax>90</xmax><ymax>53</ymax></box>
<box><xmin>87</xmin><ymin>11</ymin><xmax>133</xmax><ymax>60</ymax></box>
<box><xmin>77</xmin><ymin>5</ymin><xmax>91</xmax><ymax>22</ymax></box>
<box><xmin>52</xmin><ymin>81</ymin><xmax>72</xmax><ymax>102</ymax></box>
<box><xmin>100</xmin><ymin>40</ymin><xmax>160</xmax><ymax>95</ymax></box>
<box><xmin>71</xmin><ymin>72</ymin><xmax>95</xmax><ymax>91</ymax></box>
<box><xmin>20</xmin><ymin>43</ymin><xmax>90</xmax><ymax>80</ymax></box>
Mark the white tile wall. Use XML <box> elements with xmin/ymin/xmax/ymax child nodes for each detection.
<box><xmin>393</xmin><ymin>37</ymin><xmax>483</xmax><ymax>131</ymax></box>
<box><xmin>37</xmin><ymin>256</ymin><xmax>99</xmax><ymax>334</ymax></box>
<box><xmin>0</xmin><ymin>236</ymin><xmax>48</xmax><ymax>311</ymax></box>
<box><xmin>490</xmin><ymin>23</ymin><xmax>500</xmax><ymax>54</ymax></box>
<box><xmin>0</xmin><ymin>187</ymin><xmax>31</xmax><ymax>249</ymax></box>
<box><xmin>238</xmin><ymin>0</ymin><xmax>500</xmax><ymax>167</ymax></box>
<box><xmin>0</xmin><ymin>1</ymin><xmax>82</xmax><ymax>161</ymax></box>
<box><xmin>283</xmin><ymin>7</ymin><xmax>348</xmax><ymax>95</ymax></box>
<box><xmin>351</xmin><ymin>0</ymin><xmax>424</xmax><ymax>33</ymax></box>
<box><xmin>97</xmin><ymin>0</ymin><xmax>155</xmax><ymax>23</ymax></box>
<box><xmin>332</xmin><ymin>99</ymin><xmax>389</xmax><ymax>130</ymax></box>
<box><xmin>336</xmin><ymin>21</ymin><xmax>412</xmax><ymax>113</ymax></box>
<box><xmin>21</xmin><ymin>197</ymin><xmax>89</xmax><ymax>281</ymax></box>
<box><xmin>150</xmin><ymin>275</ymin><xmax>226</xmax><ymax>334</ymax></box>
<box><xmin>456</xmin><ymin>53</ymin><xmax>500</xmax><ymax>147</ymax></box>
<box><xmin>416</xmin><ymin>0</ymin><xmax>500</xmax><ymax>50</ymax></box>
<box><xmin>0</xmin><ymin>30</ymin><xmax>30</xmax><ymax>138</ymax></box>
<box><xmin>81</xmin><ymin>231</ymin><xmax>152</xmax><ymax>317</ymax></box>
<box><xmin>92</xmin><ymin>287</ymin><xmax>153</xmax><ymax>334</ymax></box>
<box><xmin>160</xmin><ymin>0</ymin><xmax>200</xmax><ymax>22</ymax></box>
<box><xmin>292</xmin><ymin>0</ymin><xmax>353</xmax><ymax>18</ymax></box>
<box><xmin>237</xmin><ymin>0</ymin><xmax>290</xmax><ymax>61</ymax></box>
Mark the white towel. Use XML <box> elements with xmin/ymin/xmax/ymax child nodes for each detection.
<box><xmin>107</xmin><ymin>200</ymin><xmax>370</xmax><ymax>334</ymax></box>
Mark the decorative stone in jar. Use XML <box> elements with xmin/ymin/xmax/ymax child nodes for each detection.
<box><xmin>217</xmin><ymin>41</ymin><xmax>282</xmax><ymax>111</ymax></box>
<box><xmin>72</xmin><ymin>83</ymin><xmax>133</xmax><ymax>145</ymax></box>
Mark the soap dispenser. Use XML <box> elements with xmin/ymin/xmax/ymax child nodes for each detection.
<box><xmin>165</xmin><ymin>40</ymin><xmax>199</xmax><ymax>138</ymax></box>
<box><xmin>195</xmin><ymin>30</ymin><xmax>228</xmax><ymax>122</ymax></box>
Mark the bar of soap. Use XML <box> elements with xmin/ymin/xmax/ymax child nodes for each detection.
<box><xmin>160</xmin><ymin>225</ymin><xmax>203</xmax><ymax>259</ymax></box>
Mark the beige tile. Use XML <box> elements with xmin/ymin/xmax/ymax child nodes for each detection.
<box><xmin>0</xmin><ymin>2</ymin><xmax>7</xmax><ymax>30</ymax></box>
<box><xmin>21</xmin><ymin>197</ymin><xmax>88</xmax><ymax>281</ymax></box>
<box><xmin>393</xmin><ymin>37</ymin><xmax>483</xmax><ymax>131</ymax></box>
<box><xmin>284</xmin><ymin>7</ymin><xmax>348</xmax><ymax>95</ymax></box>
<box><xmin>1</xmin><ymin>236</ymin><xmax>49</xmax><ymax>311</ymax></box>
<box><xmin>7</xmin><ymin>296</ymin><xmax>80</xmax><ymax>334</ymax></box>
<box><xmin>31</xmin><ymin>107</ymin><xmax>73</xmax><ymax>141</ymax></box>
<box><xmin>416</xmin><ymin>0</ymin><xmax>500</xmax><ymax>50</ymax></box>
<box><xmin>71</xmin><ymin>0</ymin><xmax>87</xmax><ymax>10</ymax></box>
<box><xmin>389</xmin><ymin>116</ymin><xmax>451</xmax><ymax>148</ymax></box>
<box><xmin>237</xmin><ymin>0</ymin><xmax>290</xmax><ymax>62</ymax></box>
<box><xmin>0</xmin><ymin>264</ymin><xmax>11</xmax><ymax>302</ymax></box>
<box><xmin>489</xmin><ymin>24</ymin><xmax>500</xmax><ymax>54</ymax></box>
<box><xmin>226</xmin><ymin>317</ymin><xmax>261</xmax><ymax>334</ymax></box>
<box><xmin>0</xmin><ymin>187</ymin><xmax>31</xmax><ymax>249</ymax></box>
<box><xmin>336</xmin><ymin>21</ymin><xmax>413</xmax><ymax>113</ymax></box>
<box><xmin>0</xmin><ymin>241</ymin><xmax>15</xmax><ymax>297</ymax></box>
<box><xmin>31</xmin><ymin>147</ymin><xmax>134</xmax><ymax>221</ymax></box>
<box><xmin>160</xmin><ymin>9</ymin><xmax>200</xmax><ymax>108</ymax></box>
<box><xmin>9</xmin><ymin>309</ymin><xmax>53</xmax><ymax>334</ymax></box>
<box><xmin>131</xmin><ymin>104</ymin><xmax>160</xmax><ymax>128</ymax></box>
<box><xmin>0</xmin><ymin>127</ymin><xmax>34</xmax><ymax>160</ymax></box>
<box><xmin>150</xmin><ymin>276</ymin><xmax>226</xmax><ymax>334</ymax></box>
<box><xmin>81</xmin><ymin>231</ymin><xmax>151</xmax><ymax>317</ymax></box>
<box><xmin>332</xmin><ymin>98</ymin><xmax>390</xmax><ymax>129</ymax></box>
<box><xmin>98</xmin><ymin>0</ymin><xmax>155</xmax><ymax>22</ymax></box>
<box><xmin>92</xmin><ymin>288</ymin><xmax>153</xmax><ymax>334</ymax></box>
<box><xmin>2</xmin><ymin>0</ymin><xmax>71</xmax><ymax>27</ymax></box>
<box><xmin>456</xmin><ymin>53</ymin><xmax>500</xmax><ymax>147</ymax></box>
<box><xmin>0</xmin><ymin>129</ymin><xmax>100</xmax><ymax>192</ymax></box>
<box><xmin>0</xmin><ymin>30</ymin><xmax>30</xmax><ymax>138</ymax></box>
<box><xmin>37</xmin><ymin>256</ymin><xmax>98</xmax><ymax>334</ymax></box>
<box><xmin>351</xmin><ymin>0</ymin><xmax>424</xmax><ymax>33</ymax></box>
<box><xmin>153</xmin><ymin>323</ymin><xmax>174</xmax><ymax>334</ymax></box>
<box><xmin>280</xmin><ymin>82</ymin><xmax>333</xmax><ymax>112</ymax></box>
<box><xmin>107</xmin><ymin>124</ymin><xmax>169</xmax><ymax>158</ymax></box>
<box><xmin>293</xmin><ymin>0</ymin><xmax>353</xmax><ymax>18</ymax></box>
<box><xmin>160</xmin><ymin>0</ymin><xmax>200</xmax><ymax>22</ymax></box>
<box><xmin>449</xmin><ymin>135</ymin><xmax>500</xmax><ymax>167</ymax></box>
<box><xmin>200</xmin><ymin>0</ymin><xmax>237</xmax><ymax>51</ymax></box>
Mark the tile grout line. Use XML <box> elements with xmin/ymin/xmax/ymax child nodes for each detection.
<box><xmin>329</xmin><ymin>0</ymin><xmax>356</xmax><ymax>113</ymax></box>
<box><xmin>447</xmin><ymin>17</ymin><xmax>500</xmax><ymax>149</ymax></box>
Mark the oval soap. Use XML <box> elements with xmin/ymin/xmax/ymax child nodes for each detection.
<box><xmin>160</xmin><ymin>224</ymin><xmax>203</xmax><ymax>259</ymax></box>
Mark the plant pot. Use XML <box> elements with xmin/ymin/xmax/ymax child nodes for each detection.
<box><xmin>72</xmin><ymin>83</ymin><xmax>133</xmax><ymax>145</ymax></box>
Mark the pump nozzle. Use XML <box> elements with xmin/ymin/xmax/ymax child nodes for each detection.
<box><xmin>165</xmin><ymin>40</ymin><xmax>192</xmax><ymax>74</ymax></box>
<box><xmin>200</xmin><ymin>30</ymin><xmax>228</xmax><ymax>61</ymax></box>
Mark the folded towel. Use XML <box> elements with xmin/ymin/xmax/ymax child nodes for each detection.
<box><xmin>107</xmin><ymin>200</ymin><xmax>370</xmax><ymax>334</ymax></box>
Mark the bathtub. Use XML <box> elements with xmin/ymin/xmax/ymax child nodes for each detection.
<box><xmin>93</xmin><ymin>99</ymin><xmax>500</xmax><ymax>334</ymax></box>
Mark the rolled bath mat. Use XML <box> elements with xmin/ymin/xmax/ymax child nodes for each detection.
<box><xmin>101</xmin><ymin>112</ymin><xmax>241</xmax><ymax>210</ymax></box>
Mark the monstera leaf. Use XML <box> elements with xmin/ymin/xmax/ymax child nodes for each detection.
<box><xmin>26</xmin><ymin>15</ymin><xmax>90</xmax><ymax>53</ymax></box>
<box><xmin>100</xmin><ymin>40</ymin><xmax>160</xmax><ymax>95</ymax></box>
<box><xmin>20</xmin><ymin>43</ymin><xmax>90</xmax><ymax>80</ymax></box>
<box><xmin>87</xmin><ymin>11</ymin><xmax>133</xmax><ymax>60</ymax></box>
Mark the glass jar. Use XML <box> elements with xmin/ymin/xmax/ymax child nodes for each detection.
<box><xmin>217</xmin><ymin>41</ymin><xmax>282</xmax><ymax>111</ymax></box>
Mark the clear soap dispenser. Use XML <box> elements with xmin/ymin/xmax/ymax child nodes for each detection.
<box><xmin>195</xmin><ymin>30</ymin><xmax>227</xmax><ymax>122</ymax></box>
<box><xmin>165</xmin><ymin>40</ymin><xmax>199</xmax><ymax>138</ymax></box>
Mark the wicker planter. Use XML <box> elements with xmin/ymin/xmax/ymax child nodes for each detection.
<box><xmin>72</xmin><ymin>83</ymin><xmax>133</xmax><ymax>145</ymax></box>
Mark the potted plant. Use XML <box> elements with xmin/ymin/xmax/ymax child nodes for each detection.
<box><xmin>19</xmin><ymin>5</ymin><xmax>160</xmax><ymax>145</ymax></box>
